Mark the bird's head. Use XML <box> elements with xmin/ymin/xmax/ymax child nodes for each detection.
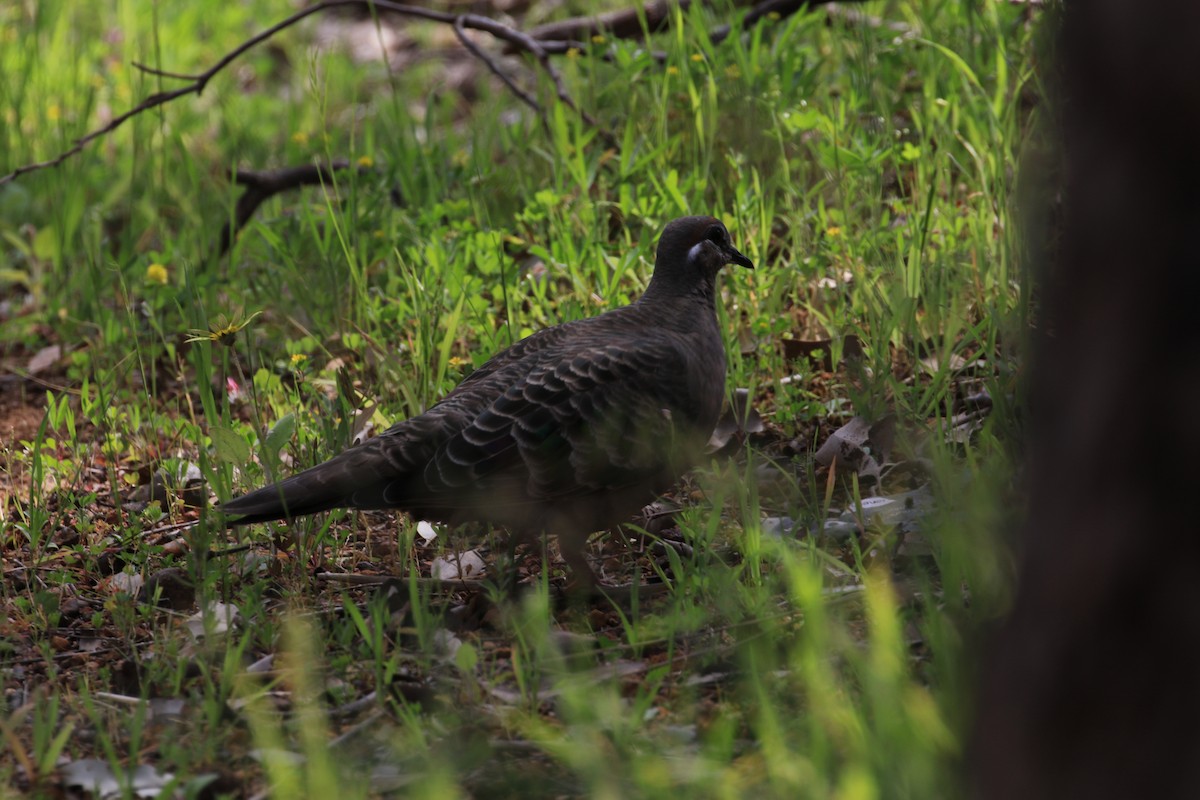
<box><xmin>651</xmin><ymin>216</ymin><xmax>754</xmax><ymax>293</ymax></box>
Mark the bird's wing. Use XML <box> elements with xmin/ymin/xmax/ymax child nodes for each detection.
<box><xmin>438</xmin><ymin>314</ymin><xmax>594</xmax><ymax>399</ymax></box>
<box><xmin>389</xmin><ymin>338</ymin><xmax>700</xmax><ymax>510</ymax></box>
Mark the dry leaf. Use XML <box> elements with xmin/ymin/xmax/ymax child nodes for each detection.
<box><xmin>431</xmin><ymin>550</ymin><xmax>486</xmax><ymax>581</ymax></box>
<box><xmin>27</xmin><ymin>344</ymin><xmax>62</xmax><ymax>375</ymax></box>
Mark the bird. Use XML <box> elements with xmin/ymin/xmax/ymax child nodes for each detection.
<box><xmin>220</xmin><ymin>215</ymin><xmax>753</xmax><ymax>589</ymax></box>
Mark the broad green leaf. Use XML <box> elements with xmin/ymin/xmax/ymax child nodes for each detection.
<box><xmin>263</xmin><ymin>413</ymin><xmax>296</xmax><ymax>456</ymax></box>
<box><xmin>211</xmin><ymin>426</ymin><xmax>251</xmax><ymax>465</ymax></box>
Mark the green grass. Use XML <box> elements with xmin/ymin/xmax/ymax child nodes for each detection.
<box><xmin>1</xmin><ymin>0</ymin><xmax>1037</xmax><ymax>797</ymax></box>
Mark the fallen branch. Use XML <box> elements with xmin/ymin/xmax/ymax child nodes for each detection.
<box><xmin>216</xmin><ymin>161</ymin><xmax>355</xmax><ymax>257</ymax></box>
<box><xmin>524</xmin><ymin>0</ymin><xmax>688</xmax><ymax>45</ymax></box>
<box><xmin>517</xmin><ymin>0</ymin><xmax>859</xmax><ymax>55</ymax></box>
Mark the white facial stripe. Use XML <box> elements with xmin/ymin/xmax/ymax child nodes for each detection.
<box><xmin>687</xmin><ymin>241</ymin><xmax>706</xmax><ymax>263</ymax></box>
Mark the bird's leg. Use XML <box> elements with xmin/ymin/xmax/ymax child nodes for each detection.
<box><xmin>558</xmin><ymin>532</ymin><xmax>672</xmax><ymax>608</ymax></box>
<box><xmin>557</xmin><ymin>532</ymin><xmax>600</xmax><ymax>600</ymax></box>
<box><xmin>493</xmin><ymin>528</ymin><xmax>540</xmax><ymax>599</ymax></box>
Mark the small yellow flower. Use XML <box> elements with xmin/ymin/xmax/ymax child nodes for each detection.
<box><xmin>291</xmin><ymin>131</ymin><xmax>309</xmax><ymax>145</ymax></box>
<box><xmin>145</xmin><ymin>263</ymin><xmax>168</xmax><ymax>285</ymax></box>
<box><xmin>825</xmin><ymin>225</ymin><xmax>842</xmax><ymax>238</ymax></box>
<box><xmin>290</xmin><ymin>353</ymin><xmax>308</xmax><ymax>366</ymax></box>
<box><xmin>566</xmin><ymin>47</ymin><xmax>580</xmax><ymax>59</ymax></box>
<box><xmin>47</xmin><ymin>104</ymin><xmax>61</xmax><ymax>122</ymax></box>
<box><xmin>357</xmin><ymin>155</ymin><xmax>374</xmax><ymax>168</ymax></box>
<box><xmin>448</xmin><ymin>356</ymin><xmax>467</xmax><ymax>368</ymax></box>
<box><xmin>690</xmin><ymin>53</ymin><xmax>705</xmax><ymax>63</ymax></box>
<box><xmin>185</xmin><ymin>311</ymin><xmax>262</xmax><ymax>346</ymax></box>
<box><xmin>591</xmin><ymin>34</ymin><xmax>606</xmax><ymax>44</ymax></box>
<box><xmin>666</xmin><ymin>66</ymin><xmax>679</xmax><ymax>76</ymax></box>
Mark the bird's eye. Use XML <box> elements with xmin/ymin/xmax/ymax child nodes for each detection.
<box><xmin>705</xmin><ymin>225</ymin><xmax>726</xmax><ymax>245</ymax></box>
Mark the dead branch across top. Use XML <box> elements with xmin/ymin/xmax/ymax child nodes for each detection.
<box><xmin>1</xmin><ymin>0</ymin><xmax>886</xmax><ymax>187</ymax></box>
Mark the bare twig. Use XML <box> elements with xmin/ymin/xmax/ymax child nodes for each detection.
<box><xmin>453</xmin><ymin>17</ymin><xmax>542</xmax><ymax>115</ymax></box>
<box><xmin>2</xmin><ymin>1</ymin><xmax>355</xmax><ymax>186</ymax></box>
<box><xmin>1</xmin><ymin>0</ymin><xmax>607</xmax><ymax>186</ymax></box>
<box><xmin>453</xmin><ymin>11</ymin><xmax>611</xmax><ymax>141</ymax></box>
<box><xmin>316</xmin><ymin>572</ymin><xmax>487</xmax><ymax>592</ymax></box>
<box><xmin>130</xmin><ymin>61</ymin><xmax>204</xmax><ymax>81</ymax></box>
<box><xmin>136</xmin><ymin>519</ymin><xmax>199</xmax><ymax>539</ymax></box>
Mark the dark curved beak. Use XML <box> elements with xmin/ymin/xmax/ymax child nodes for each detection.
<box><xmin>727</xmin><ymin>244</ymin><xmax>754</xmax><ymax>270</ymax></box>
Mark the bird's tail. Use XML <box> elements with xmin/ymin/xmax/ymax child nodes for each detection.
<box><xmin>221</xmin><ymin>433</ymin><xmax>415</xmax><ymax>525</ymax></box>
<box><xmin>219</xmin><ymin>459</ymin><xmax>359</xmax><ymax>525</ymax></box>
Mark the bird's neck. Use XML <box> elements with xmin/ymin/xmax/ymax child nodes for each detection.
<box><xmin>639</xmin><ymin>273</ymin><xmax>719</xmax><ymax>311</ymax></box>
